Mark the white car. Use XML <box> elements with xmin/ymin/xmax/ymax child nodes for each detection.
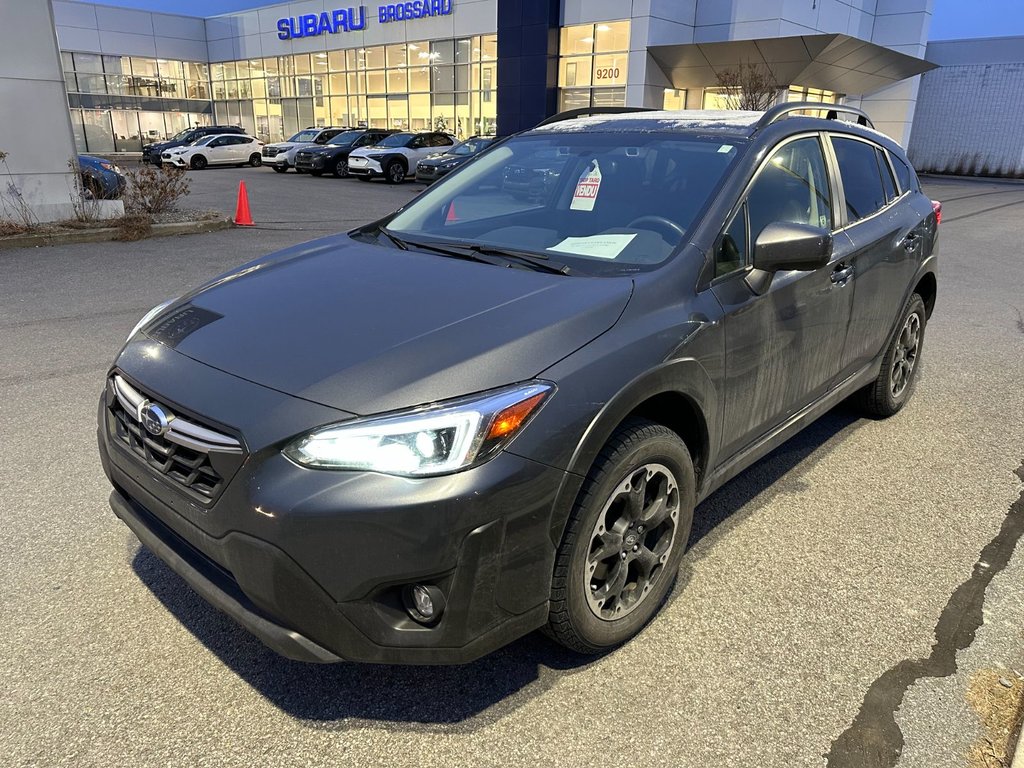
<box><xmin>162</xmin><ymin>134</ymin><xmax>264</xmax><ymax>170</ymax></box>
<box><xmin>262</xmin><ymin>127</ymin><xmax>349</xmax><ymax>173</ymax></box>
<box><xmin>347</xmin><ymin>131</ymin><xmax>456</xmax><ymax>183</ymax></box>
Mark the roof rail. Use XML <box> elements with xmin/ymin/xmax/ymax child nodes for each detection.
<box><xmin>755</xmin><ymin>102</ymin><xmax>874</xmax><ymax>131</ymax></box>
<box><xmin>534</xmin><ymin>106</ymin><xmax>656</xmax><ymax>129</ymax></box>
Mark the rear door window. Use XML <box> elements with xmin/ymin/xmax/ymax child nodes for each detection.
<box><xmin>831</xmin><ymin>137</ymin><xmax>887</xmax><ymax>222</ymax></box>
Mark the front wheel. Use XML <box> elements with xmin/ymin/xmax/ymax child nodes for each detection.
<box><xmin>356</xmin><ymin>175</ymin><xmax>372</xmax><ymax>182</ymax></box>
<box><xmin>190</xmin><ymin>155</ymin><xmax>207</xmax><ymax>170</ymax></box>
<box><xmin>249</xmin><ymin>154</ymin><xmax>262</xmax><ymax>167</ymax></box>
<box><xmin>333</xmin><ymin>160</ymin><xmax>349</xmax><ymax>178</ymax></box>
<box><xmin>546</xmin><ymin>419</ymin><xmax>695</xmax><ymax>654</ymax></box>
<box><xmin>310</xmin><ymin>170</ymin><xmax>323</xmax><ymax>177</ymax></box>
<box><xmin>272</xmin><ymin>163</ymin><xmax>288</xmax><ymax>173</ymax></box>
<box><xmin>857</xmin><ymin>293</ymin><xmax>927</xmax><ymax>417</ymax></box>
<box><xmin>385</xmin><ymin>161</ymin><xmax>406</xmax><ymax>184</ymax></box>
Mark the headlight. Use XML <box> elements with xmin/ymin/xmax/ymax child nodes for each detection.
<box><xmin>126</xmin><ymin>298</ymin><xmax>174</xmax><ymax>342</ymax></box>
<box><xmin>284</xmin><ymin>381</ymin><xmax>554</xmax><ymax>476</ymax></box>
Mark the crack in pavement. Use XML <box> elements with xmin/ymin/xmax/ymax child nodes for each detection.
<box><xmin>825</xmin><ymin>462</ymin><xmax>1024</xmax><ymax>768</ymax></box>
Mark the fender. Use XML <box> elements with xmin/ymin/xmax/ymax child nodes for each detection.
<box><xmin>379</xmin><ymin>153</ymin><xmax>408</xmax><ymax>172</ymax></box>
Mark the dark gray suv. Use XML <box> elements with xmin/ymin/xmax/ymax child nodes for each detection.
<box><xmin>98</xmin><ymin>104</ymin><xmax>939</xmax><ymax>664</ymax></box>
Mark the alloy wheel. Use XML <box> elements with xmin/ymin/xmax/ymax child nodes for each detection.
<box><xmin>335</xmin><ymin>160</ymin><xmax>349</xmax><ymax>178</ymax></box>
<box><xmin>890</xmin><ymin>312</ymin><xmax>921</xmax><ymax>397</ymax></box>
<box><xmin>388</xmin><ymin>162</ymin><xmax>405</xmax><ymax>183</ymax></box>
<box><xmin>583</xmin><ymin>463</ymin><xmax>680</xmax><ymax>620</ymax></box>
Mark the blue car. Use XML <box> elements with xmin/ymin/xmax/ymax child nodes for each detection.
<box><xmin>78</xmin><ymin>155</ymin><xmax>126</xmax><ymax>200</ymax></box>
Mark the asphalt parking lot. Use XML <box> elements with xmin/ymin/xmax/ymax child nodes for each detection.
<box><xmin>2</xmin><ymin>167</ymin><xmax>1023</xmax><ymax>768</ymax></box>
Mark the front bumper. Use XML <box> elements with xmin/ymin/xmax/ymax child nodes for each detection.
<box><xmin>97</xmin><ymin>358</ymin><xmax>568</xmax><ymax>664</ymax></box>
<box><xmin>348</xmin><ymin>157</ymin><xmax>382</xmax><ymax>177</ymax></box>
<box><xmin>162</xmin><ymin>153</ymin><xmax>187</xmax><ymax>168</ymax></box>
<box><xmin>294</xmin><ymin>154</ymin><xmax>326</xmax><ymax>172</ymax></box>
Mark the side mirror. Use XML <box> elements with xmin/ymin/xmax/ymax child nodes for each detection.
<box><xmin>753</xmin><ymin>222</ymin><xmax>832</xmax><ymax>272</ymax></box>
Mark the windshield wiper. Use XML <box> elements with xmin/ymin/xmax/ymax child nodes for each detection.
<box><xmin>401</xmin><ymin>239</ymin><xmax>571</xmax><ymax>275</ymax></box>
<box><xmin>376</xmin><ymin>226</ymin><xmax>409</xmax><ymax>250</ymax></box>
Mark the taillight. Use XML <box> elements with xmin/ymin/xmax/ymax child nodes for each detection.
<box><xmin>931</xmin><ymin>200</ymin><xmax>942</xmax><ymax>226</ymax></box>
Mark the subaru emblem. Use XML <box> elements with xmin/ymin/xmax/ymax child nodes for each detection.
<box><xmin>140</xmin><ymin>402</ymin><xmax>170</xmax><ymax>436</ymax></box>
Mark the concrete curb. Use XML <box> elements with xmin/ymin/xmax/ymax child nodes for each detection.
<box><xmin>1012</xmin><ymin>732</ymin><xmax>1023</xmax><ymax>768</ymax></box>
<box><xmin>0</xmin><ymin>216</ymin><xmax>233</xmax><ymax>249</ymax></box>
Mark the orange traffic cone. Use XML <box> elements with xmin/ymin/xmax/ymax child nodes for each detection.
<box><xmin>234</xmin><ymin>180</ymin><xmax>254</xmax><ymax>226</ymax></box>
<box><xmin>446</xmin><ymin>200</ymin><xmax>458</xmax><ymax>223</ymax></box>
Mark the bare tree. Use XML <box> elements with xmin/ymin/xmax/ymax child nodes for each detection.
<box><xmin>714</xmin><ymin>61</ymin><xmax>780</xmax><ymax>111</ymax></box>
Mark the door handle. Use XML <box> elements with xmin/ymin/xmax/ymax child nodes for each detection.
<box><xmin>830</xmin><ymin>264</ymin><xmax>855</xmax><ymax>285</ymax></box>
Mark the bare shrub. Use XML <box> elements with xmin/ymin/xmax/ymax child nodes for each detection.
<box><xmin>0</xmin><ymin>150</ymin><xmax>38</xmax><ymax>230</ymax></box>
<box><xmin>114</xmin><ymin>213</ymin><xmax>153</xmax><ymax>241</ymax></box>
<box><xmin>66</xmin><ymin>157</ymin><xmax>105</xmax><ymax>224</ymax></box>
<box><xmin>715</xmin><ymin>61</ymin><xmax>780</xmax><ymax>111</ymax></box>
<box><xmin>123</xmin><ymin>164</ymin><xmax>191</xmax><ymax>215</ymax></box>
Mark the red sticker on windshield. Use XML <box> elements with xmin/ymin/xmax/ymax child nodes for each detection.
<box><xmin>570</xmin><ymin>161</ymin><xmax>602</xmax><ymax>211</ymax></box>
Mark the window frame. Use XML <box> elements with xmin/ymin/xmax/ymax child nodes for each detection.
<box><xmin>711</xmin><ymin>131</ymin><xmax>838</xmax><ymax>285</ymax></box>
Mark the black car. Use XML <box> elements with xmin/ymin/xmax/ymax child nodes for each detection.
<box><xmin>293</xmin><ymin>129</ymin><xmax>398</xmax><ymax>177</ymax></box>
<box><xmin>415</xmin><ymin>136</ymin><xmax>496</xmax><ymax>183</ymax></box>
<box><xmin>99</xmin><ymin>103</ymin><xmax>939</xmax><ymax>664</ymax></box>
<box><xmin>142</xmin><ymin>125</ymin><xmax>245</xmax><ymax>165</ymax></box>
<box><xmin>501</xmin><ymin>146</ymin><xmax>570</xmax><ymax>201</ymax></box>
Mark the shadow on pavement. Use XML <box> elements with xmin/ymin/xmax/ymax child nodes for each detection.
<box><xmin>130</xmin><ymin>401</ymin><xmax>865</xmax><ymax>730</ymax></box>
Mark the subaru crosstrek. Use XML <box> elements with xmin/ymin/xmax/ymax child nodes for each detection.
<box><xmin>98</xmin><ymin>104</ymin><xmax>939</xmax><ymax>664</ymax></box>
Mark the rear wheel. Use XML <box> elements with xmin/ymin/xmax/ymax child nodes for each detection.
<box><xmin>249</xmin><ymin>154</ymin><xmax>262</xmax><ymax>167</ymax></box>
<box><xmin>546</xmin><ymin>419</ymin><xmax>695</xmax><ymax>654</ymax></box>
<box><xmin>385</xmin><ymin>160</ymin><xmax>406</xmax><ymax>184</ymax></box>
<box><xmin>190</xmin><ymin>155</ymin><xmax>207</xmax><ymax>170</ymax></box>
<box><xmin>333</xmin><ymin>159</ymin><xmax>349</xmax><ymax>178</ymax></box>
<box><xmin>857</xmin><ymin>293</ymin><xmax>927</xmax><ymax>418</ymax></box>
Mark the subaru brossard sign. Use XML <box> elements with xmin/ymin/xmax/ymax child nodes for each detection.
<box><xmin>277</xmin><ymin>1</ymin><xmax>454</xmax><ymax>40</ymax></box>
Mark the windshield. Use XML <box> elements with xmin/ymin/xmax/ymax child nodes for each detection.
<box><xmin>287</xmin><ymin>130</ymin><xmax>319</xmax><ymax>143</ymax></box>
<box><xmin>386</xmin><ymin>132</ymin><xmax>742</xmax><ymax>275</ymax></box>
<box><xmin>375</xmin><ymin>133</ymin><xmax>415</xmax><ymax>148</ymax></box>
<box><xmin>171</xmin><ymin>129</ymin><xmax>195</xmax><ymax>141</ymax></box>
<box><xmin>327</xmin><ymin>130</ymin><xmax>364</xmax><ymax>146</ymax></box>
<box><xmin>451</xmin><ymin>138</ymin><xmax>493</xmax><ymax>156</ymax></box>
<box><xmin>190</xmin><ymin>135</ymin><xmax>217</xmax><ymax>146</ymax></box>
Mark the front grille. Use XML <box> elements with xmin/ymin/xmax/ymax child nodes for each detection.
<box><xmin>107</xmin><ymin>375</ymin><xmax>245</xmax><ymax>504</ymax></box>
<box><xmin>262</xmin><ymin>146</ymin><xmax>281</xmax><ymax>158</ymax></box>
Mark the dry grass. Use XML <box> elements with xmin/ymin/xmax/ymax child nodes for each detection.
<box><xmin>967</xmin><ymin>667</ymin><xmax>1024</xmax><ymax>768</ymax></box>
<box><xmin>113</xmin><ymin>214</ymin><xmax>153</xmax><ymax>242</ymax></box>
<box><xmin>0</xmin><ymin>220</ymin><xmax>28</xmax><ymax>236</ymax></box>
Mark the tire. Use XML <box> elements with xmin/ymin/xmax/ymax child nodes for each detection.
<box><xmin>295</xmin><ymin>167</ymin><xmax>306</xmax><ymax>174</ymax></box>
<box><xmin>546</xmin><ymin>418</ymin><xmax>696</xmax><ymax>654</ymax></box>
<box><xmin>385</xmin><ymin>160</ymin><xmax>406</xmax><ymax>184</ymax></box>
<box><xmin>310</xmin><ymin>170</ymin><xmax>323</xmax><ymax>177</ymax></box>
<box><xmin>356</xmin><ymin>175</ymin><xmax>372</xmax><ymax>182</ymax></box>
<box><xmin>249</xmin><ymin>154</ymin><xmax>262</xmax><ymax>167</ymax></box>
<box><xmin>190</xmin><ymin>155</ymin><xmax>207</xmax><ymax>170</ymax></box>
<box><xmin>333</xmin><ymin>159</ymin><xmax>349</xmax><ymax>178</ymax></box>
<box><xmin>272</xmin><ymin>163</ymin><xmax>288</xmax><ymax>173</ymax></box>
<box><xmin>857</xmin><ymin>293</ymin><xmax>927</xmax><ymax>418</ymax></box>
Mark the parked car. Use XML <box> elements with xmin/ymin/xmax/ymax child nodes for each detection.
<box><xmin>142</xmin><ymin>125</ymin><xmax>244</xmax><ymax>166</ymax></box>
<box><xmin>77</xmin><ymin>154</ymin><xmax>125</xmax><ymax>199</ymax></box>
<box><xmin>293</xmin><ymin>129</ymin><xmax>398</xmax><ymax>177</ymax></box>
<box><xmin>161</xmin><ymin>134</ymin><xmax>264</xmax><ymax>169</ymax></box>
<box><xmin>415</xmin><ymin>136</ymin><xmax>496</xmax><ymax>183</ymax></box>
<box><xmin>348</xmin><ymin>131</ymin><xmax>456</xmax><ymax>183</ymax></box>
<box><xmin>100</xmin><ymin>104</ymin><xmax>939</xmax><ymax>665</ymax></box>
<box><xmin>501</xmin><ymin>146</ymin><xmax>570</xmax><ymax>201</ymax></box>
<box><xmin>263</xmin><ymin>127</ymin><xmax>350</xmax><ymax>173</ymax></box>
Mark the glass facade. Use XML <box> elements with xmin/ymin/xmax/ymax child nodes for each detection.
<box><xmin>211</xmin><ymin>35</ymin><xmax>498</xmax><ymax>143</ymax></box>
<box><xmin>558</xmin><ymin>21</ymin><xmax>630</xmax><ymax>111</ymax></box>
<box><xmin>63</xmin><ymin>51</ymin><xmax>213</xmax><ymax>153</ymax></box>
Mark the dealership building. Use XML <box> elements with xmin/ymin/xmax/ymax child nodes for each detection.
<box><xmin>48</xmin><ymin>0</ymin><xmax>941</xmax><ymax>154</ymax></box>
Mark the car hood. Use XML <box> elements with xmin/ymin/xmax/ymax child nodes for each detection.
<box><xmin>351</xmin><ymin>145</ymin><xmax>405</xmax><ymax>156</ymax></box>
<box><xmin>143</xmin><ymin>235</ymin><xmax>633</xmax><ymax>415</ymax></box>
<box><xmin>268</xmin><ymin>141</ymin><xmax>308</xmax><ymax>150</ymax></box>
<box><xmin>306</xmin><ymin>145</ymin><xmax>351</xmax><ymax>155</ymax></box>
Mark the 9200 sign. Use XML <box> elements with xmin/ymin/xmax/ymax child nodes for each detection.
<box><xmin>595</xmin><ymin>67</ymin><xmax>621</xmax><ymax>81</ymax></box>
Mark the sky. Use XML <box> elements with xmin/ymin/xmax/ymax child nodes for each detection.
<box><xmin>74</xmin><ymin>0</ymin><xmax>1024</xmax><ymax>40</ymax></box>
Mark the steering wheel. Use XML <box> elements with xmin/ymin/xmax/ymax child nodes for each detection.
<box><xmin>627</xmin><ymin>215</ymin><xmax>686</xmax><ymax>241</ymax></box>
